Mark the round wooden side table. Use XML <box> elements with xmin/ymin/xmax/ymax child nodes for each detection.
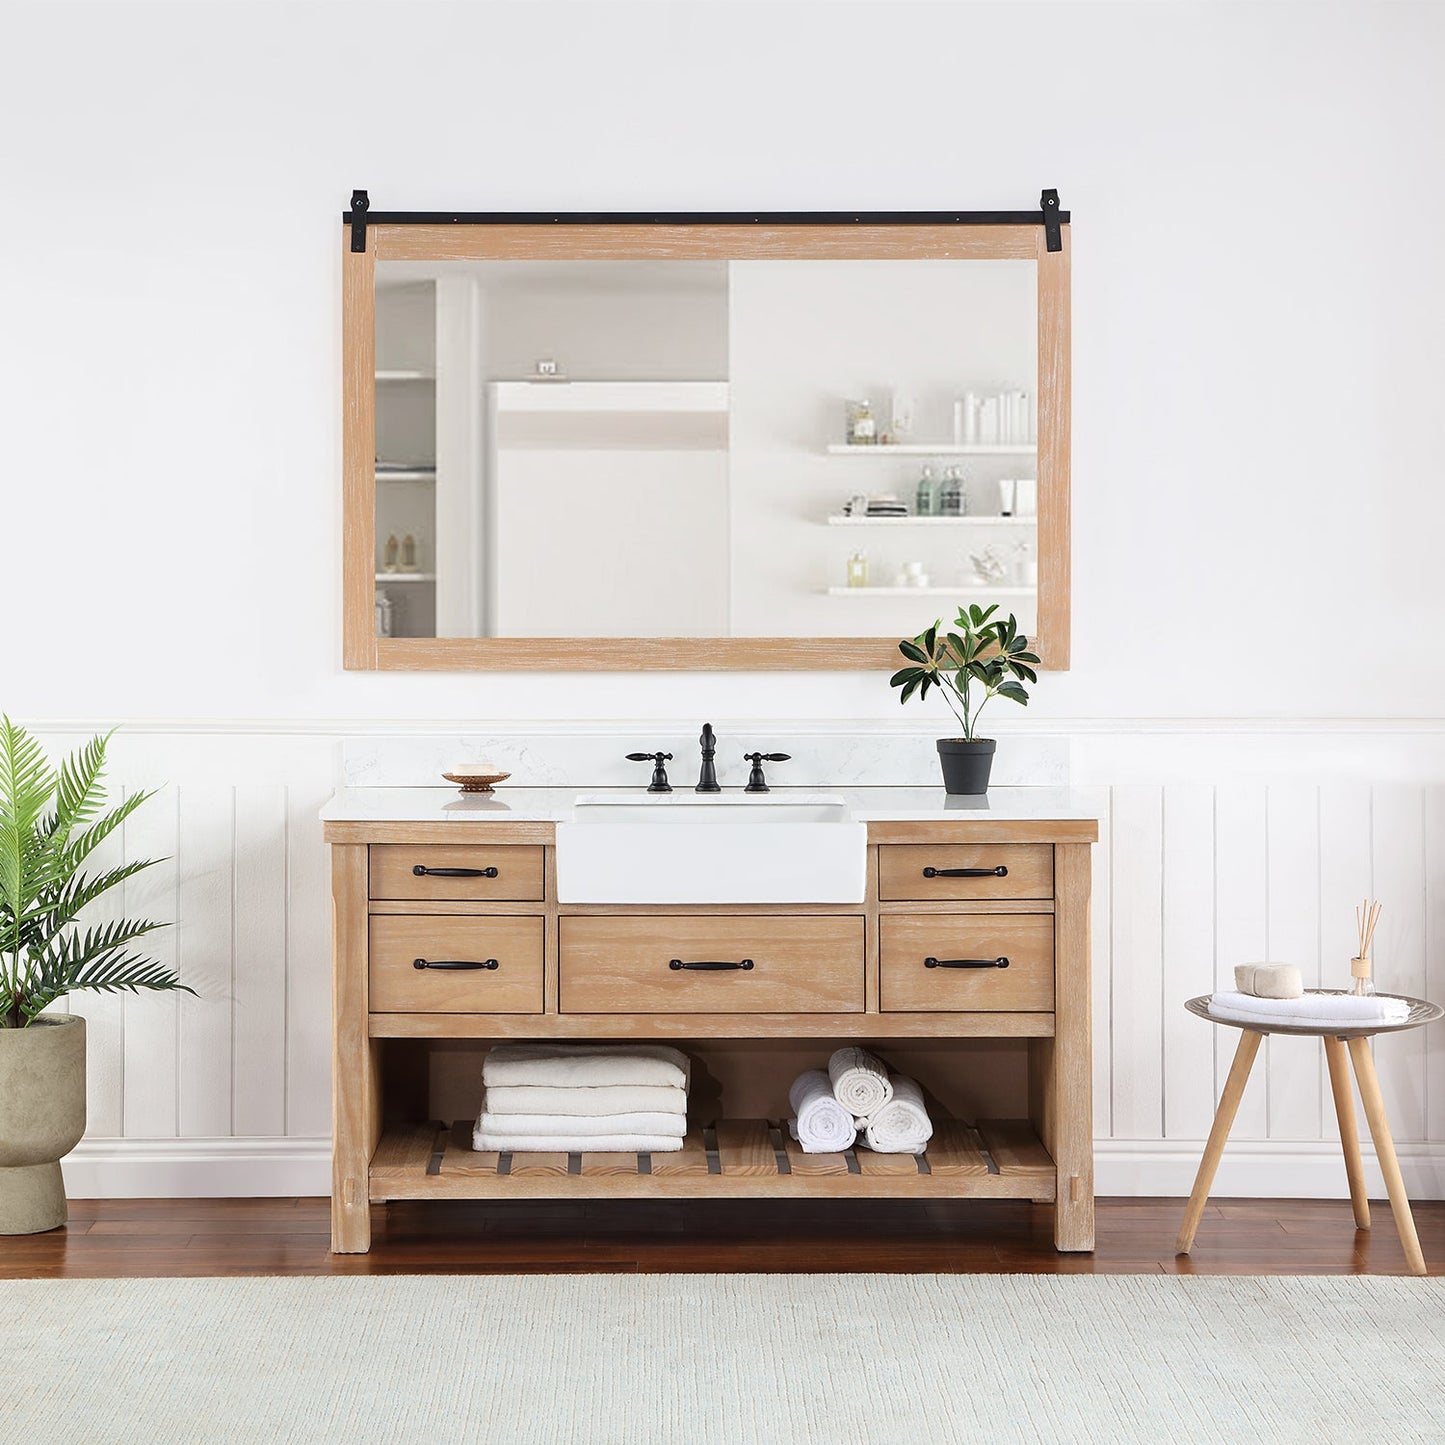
<box><xmin>1176</xmin><ymin>992</ymin><xmax>1443</xmax><ymax>1276</ymax></box>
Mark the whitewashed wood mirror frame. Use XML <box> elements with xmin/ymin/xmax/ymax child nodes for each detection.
<box><xmin>341</xmin><ymin>199</ymin><xmax>1072</xmax><ymax>671</ymax></box>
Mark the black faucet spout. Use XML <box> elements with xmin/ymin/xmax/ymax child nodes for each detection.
<box><xmin>696</xmin><ymin>723</ymin><xmax>720</xmax><ymax>792</ymax></box>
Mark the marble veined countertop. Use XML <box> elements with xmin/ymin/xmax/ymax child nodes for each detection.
<box><xmin>320</xmin><ymin>785</ymin><xmax>1104</xmax><ymax>824</ymax></box>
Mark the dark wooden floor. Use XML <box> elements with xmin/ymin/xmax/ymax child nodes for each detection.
<box><xmin>2</xmin><ymin>1196</ymin><xmax>1442</xmax><ymax>1276</ymax></box>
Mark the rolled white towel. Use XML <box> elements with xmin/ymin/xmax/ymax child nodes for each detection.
<box><xmin>787</xmin><ymin>1069</ymin><xmax>858</xmax><ymax>1153</ymax></box>
<box><xmin>1233</xmin><ymin>963</ymin><xmax>1303</xmax><ymax>999</ymax></box>
<box><xmin>482</xmin><ymin>1083</ymin><xmax>687</xmax><ymax>1117</ymax></box>
<box><xmin>483</xmin><ymin>1043</ymin><xmax>689</xmax><ymax>1090</ymax></box>
<box><xmin>1207</xmin><ymin>990</ymin><xmax>1411</xmax><ymax>1029</ymax></box>
<box><xmin>828</xmin><ymin>1046</ymin><xmax>893</xmax><ymax>1116</ymax></box>
<box><xmin>861</xmin><ymin>1074</ymin><xmax>933</xmax><ymax>1154</ymax></box>
<box><xmin>472</xmin><ymin>1127</ymin><xmax>684</xmax><ymax>1153</ymax></box>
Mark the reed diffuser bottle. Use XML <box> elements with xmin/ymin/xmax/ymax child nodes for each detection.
<box><xmin>1352</xmin><ymin>898</ymin><xmax>1381</xmax><ymax>997</ymax></box>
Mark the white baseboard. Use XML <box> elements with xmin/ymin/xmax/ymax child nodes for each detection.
<box><xmin>61</xmin><ymin>1135</ymin><xmax>1445</xmax><ymax>1202</ymax></box>
<box><xmin>62</xmin><ymin>1137</ymin><xmax>330</xmax><ymax>1199</ymax></box>
<box><xmin>1096</xmin><ymin>1138</ymin><xmax>1445</xmax><ymax>1200</ymax></box>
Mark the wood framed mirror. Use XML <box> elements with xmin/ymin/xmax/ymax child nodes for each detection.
<box><xmin>342</xmin><ymin>200</ymin><xmax>1071</xmax><ymax>670</ymax></box>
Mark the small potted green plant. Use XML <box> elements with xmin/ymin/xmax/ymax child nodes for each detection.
<box><xmin>0</xmin><ymin>719</ymin><xmax>192</xmax><ymax>1233</ymax></box>
<box><xmin>889</xmin><ymin>605</ymin><xmax>1040</xmax><ymax>794</ymax></box>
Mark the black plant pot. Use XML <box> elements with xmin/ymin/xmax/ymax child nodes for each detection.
<box><xmin>936</xmin><ymin>738</ymin><xmax>996</xmax><ymax>795</ymax></box>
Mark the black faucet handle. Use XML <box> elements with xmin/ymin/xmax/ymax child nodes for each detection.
<box><xmin>626</xmin><ymin>751</ymin><xmax>673</xmax><ymax>793</ymax></box>
<box><xmin>742</xmin><ymin>752</ymin><xmax>791</xmax><ymax>793</ymax></box>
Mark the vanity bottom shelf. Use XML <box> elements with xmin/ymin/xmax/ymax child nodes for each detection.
<box><xmin>369</xmin><ymin>1118</ymin><xmax>1055</xmax><ymax>1202</ymax></box>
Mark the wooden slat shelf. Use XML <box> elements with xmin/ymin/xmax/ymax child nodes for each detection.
<box><xmin>369</xmin><ymin>1118</ymin><xmax>1055</xmax><ymax>1203</ymax></box>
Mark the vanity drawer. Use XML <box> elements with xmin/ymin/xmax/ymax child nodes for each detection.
<box><xmin>369</xmin><ymin>916</ymin><xmax>544</xmax><ymax>1013</ymax></box>
<box><xmin>558</xmin><ymin>916</ymin><xmax>864</xmax><ymax>1014</ymax></box>
<box><xmin>880</xmin><ymin>914</ymin><xmax>1053</xmax><ymax>1012</ymax></box>
<box><xmin>878</xmin><ymin>843</ymin><xmax>1052</xmax><ymax>901</ymax></box>
<box><xmin>370</xmin><ymin>844</ymin><xmax>545</xmax><ymax>902</ymax></box>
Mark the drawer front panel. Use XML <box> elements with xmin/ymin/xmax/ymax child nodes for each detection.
<box><xmin>878</xmin><ymin>843</ymin><xmax>1052</xmax><ymax>901</ymax></box>
<box><xmin>369</xmin><ymin>916</ymin><xmax>544</xmax><ymax>1013</ymax></box>
<box><xmin>880</xmin><ymin>915</ymin><xmax>1053</xmax><ymax>1012</ymax></box>
<box><xmin>370</xmin><ymin>844</ymin><xmax>545</xmax><ymax>902</ymax></box>
<box><xmin>559</xmin><ymin>916</ymin><xmax>864</xmax><ymax>1014</ymax></box>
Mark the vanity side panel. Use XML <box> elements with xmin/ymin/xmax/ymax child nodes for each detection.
<box><xmin>332</xmin><ymin>844</ymin><xmax>379</xmax><ymax>1252</ymax></box>
<box><xmin>1045</xmin><ymin>841</ymin><xmax>1094</xmax><ymax>1251</ymax></box>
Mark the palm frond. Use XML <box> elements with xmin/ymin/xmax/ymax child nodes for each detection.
<box><xmin>0</xmin><ymin>716</ymin><xmax>57</xmax><ymax>922</ymax></box>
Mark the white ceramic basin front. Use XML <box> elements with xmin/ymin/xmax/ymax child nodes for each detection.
<box><xmin>555</xmin><ymin>794</ymin><xmax>867</xmax><ymax>904</ymax></box>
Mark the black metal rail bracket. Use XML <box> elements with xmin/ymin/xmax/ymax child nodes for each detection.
<box><xmin>342</xmin><ymin>189</ymin><xmax>1068</xmax><ymax>253</ymax></box>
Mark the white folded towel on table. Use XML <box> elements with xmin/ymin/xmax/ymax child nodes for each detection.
<box><xmin>482</xmin><ymin>1083</ymin><xmax>688</xmax><ymax>1117</ymax></box>
<box><xmin>787</xmin><ymin>1069</ymin><xmax>858</xmax><ymax>1153</ymax></box>
<box><xmin>828</xmin><ymin>1046</ymin><xmax>893</xmax><ymax>1116</ymax></box>
<box><xmin>482</xmin><ymin>1042</ymin><xmax>690</xmax><ymax>1090</ymax></box>
<box><xmin>861</xmin><ymin>1074</ymin><xmax>933</xmax><ymax>1154</ymax></box>
<box><xmin>472</xmin><ymin>1126</ymin><xmax>684</xmax><ymax>1153</ymax></box>
<box><xmin>1207</xmin><ymin>990</ymin><xmax>1411</xmax><ymax>1029</ymax></box>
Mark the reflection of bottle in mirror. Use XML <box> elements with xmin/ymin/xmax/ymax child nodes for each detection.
<box><xmin>401</xmin><ymin>533</ymin><xmax>417</xmax><ymax>572</ymax></box>
<box><xmin>1014</xmin><ymin>541</ymin><xmax>1037</xmax><ymax>586</ymax></box>
<box><xmin>940</xmin><ymin>468</ymin><xmax>963</xmax><ymax>516</ymax></box>
<box><xmin>375</xmin><ymin>590</ymin><xmax>394</xmax><ymax>638</ymax></box>
<box><xmin>846</xmin><ymin>550</ymin><xmax>870</xmax><ymax>588</ymax></box>
<box><xmin>845</xmin><ymin>400</ymin><xmax>876</xmax><ymax>446</ymax></box>
<box><xmin>914</xmin><ymin>466</ymin><xmax>936</xmax><ymax>517</ymax></box>
<box><xmin>383</xmin><ymin>533</ymin><xmax>399</xmax><ymax>572</ymax></box>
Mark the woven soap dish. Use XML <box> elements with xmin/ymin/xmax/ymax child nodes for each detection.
<box><xmin>442</xmin><ymin>767</ymin><xmax>511</xmax><ymax>794</ymax></box>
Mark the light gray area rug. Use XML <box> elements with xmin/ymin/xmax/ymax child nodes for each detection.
<box><xmin>6</xmin><ymin>1273</ymin><xmax>1443</xmax><ymax>1443</ymax></box>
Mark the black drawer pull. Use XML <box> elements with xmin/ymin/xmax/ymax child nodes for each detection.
<box><xmin>412</xmin><ymin>864</ymin><xmax>499</xmax><ymax>879</ymax></box>
<box><xmin>413</xmin><ymin>957</ymin><xmax>499</xmax><ymax>971</ymax></box>
<box><xmin>924</xmin><ymin>956</ymin><xmax>1010</xmax><ymax>970</ymax></box>
<box><xmin>669</xmin><ymin>958</ymin><xmax>755</xmax><ymax>972</ymax></box>
<box><xmin>922</xmin><ymin>865</ymin><xmax>1008</xmax><ymax>879</ymax></box>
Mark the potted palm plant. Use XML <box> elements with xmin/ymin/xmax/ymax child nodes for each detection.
<box><xmin>0</xmin><ymin>719</ymin><xmax>192</xmax><ymax>1233</ymax></box>
<box><xmin>889</xmin><ymin>604</ymin><xmax>1040</xmax><ymax>794</ymax></box>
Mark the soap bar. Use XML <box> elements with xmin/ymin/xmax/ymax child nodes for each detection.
<box><xmin>1234</xmin><ymin>963</ymin><xmax>1304</xmax><ymax>999</ymax></box>
<box><xmin>448</xmin><ymin>763</ymin><xmax>503</xmax><ymax>778</ymax></box>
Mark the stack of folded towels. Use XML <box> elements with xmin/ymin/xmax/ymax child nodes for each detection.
<box><xmin>1208</xmin><ymin>963</ymin><xmax>1410</xmax><ymax>1028</ymax></box>
<box><xmin>472</xmin><ymin>1043</ymin><xmax>690</xmax><ymax>1153</ymax></box>
<box><xmin>788</xmin><ymin>1046</ymin><xmax>934</xmax><ymax>1155</ymax></box>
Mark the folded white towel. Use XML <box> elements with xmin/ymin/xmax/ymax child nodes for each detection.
<box><xmin>828</xmin><ymin>1046</ymin><xmax>893</xmax><ymax>1116</ymax></box>
<box><xmin>476</xmin><ymin>1107</ymin><xmax>687</xmax><ymax>1138</ymax></box>
<box><xmin>1234</xmin><ymin>963</ymin><xmax>1304</xmax><ymax>999</ymax></box>
<box><xmin>787</xmin><ymin>1069</ymin><xmax>858</xmax><ymax>1153</ymax></box>
<box><xmin>1207</xmin><ymin>990</ymin><xmax>1411</xmax><ymax>1029</ymax></box>
<box><xmin>482</xmin><ymin>1083</ymin><xmax>688</xmax><ymax>1117</ymax></box>
<box><xmin>861</xmin><ymin>1074</ymin><xmax>933</xmax><ymax>1154</ymax></box>
<box><xmin>472</xmin><ymin>1126</ymin><xmax>684</xmax><ymax>1153</ymax></box>
<box><xmin>482</xmin><ymin>1043</ymin><xmax>690</xmax><ymax>1090</ymax></box>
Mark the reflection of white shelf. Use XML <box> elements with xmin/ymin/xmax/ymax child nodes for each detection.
<box><xmin>826</xmin><ymin>514</ymin><xmax>1036</xmax><ymax>526</ymax></box>
<box><xmin>494</xmin><ymin>381</ymin><xmax>728</xmax><ymax>413</ymax></box>
<box><xmin>375</xmin><ymin>573</ymin><xmax>437</xmax><ymax>583</ymax></box>
<box><xmin>375</xmin><ymin>370</ymin><xmax>434</xmax><ymax>382</ymax></box>
<box><xmin>375</xmin><ymin>469</ymin><xmax>436</xmax><ymax>482</ymax></box>
<box><xmin>826</xmin><ymin>443</ymin><xmax>1036</xmax><ymax>457</ymax></box>
<box><xmin>825</xmin><ymin>586</ymin><xmax>1034</xmax><ymax>597</ymax></box>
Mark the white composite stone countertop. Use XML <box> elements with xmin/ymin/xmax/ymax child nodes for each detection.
<box><xmin>320</xmin><ymin>785</ymin><xmax>1104</xmax><ymax>824</ymax></box>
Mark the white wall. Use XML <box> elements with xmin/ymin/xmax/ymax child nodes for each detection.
<box><xmin>5</xmin><ymin>0</ymin><xmax>1445</xmax><ymax>1196</ymax></box>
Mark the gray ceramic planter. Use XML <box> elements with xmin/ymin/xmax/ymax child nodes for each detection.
<box><xmin>0</xmin><ymin>1014</ymin><xmax>86</xmax><ymax>1233</ymax></box>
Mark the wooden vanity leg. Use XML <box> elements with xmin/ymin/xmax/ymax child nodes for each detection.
<box><xmin>1324</xmin><ymin>1035</ymin><xmax>1370</xmax><ymax>1230</ymax></box>
<box><xmin>1047</xmin><ymin>843</ymin><xmax>1094</xmax><ymax>1251</ymax></box>
<box><xmin>1347</xmin><ymin>1037</ymin><xmax>1427</xmax><ymax>1276</ymax></box>
<box><xmin>332</xmin><ymin>844</ymin><xmax>379</xmax><ymax>1253</ymax></box>
<box><xmin>1176</xmin><ymin>1028</ymin><xmax>1262</xmax><ymax>1254</ymax></box>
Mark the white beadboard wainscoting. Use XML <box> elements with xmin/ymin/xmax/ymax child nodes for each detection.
<box><xmin>36</xmin><ymin>721</ymin><xmax>1445</xmax><ymax>1202</ymax></box>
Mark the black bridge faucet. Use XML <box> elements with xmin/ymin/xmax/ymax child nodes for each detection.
<box><xmin>696</xmin><ymin>723</ymin><xmax>721</xmax><ymax>792</ymax></box>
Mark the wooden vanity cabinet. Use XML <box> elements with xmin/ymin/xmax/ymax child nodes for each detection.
<box><xmin>326</xmin><ymin>817</ymin><xmax>1096</xmax><ymax>1255</ymax></box>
